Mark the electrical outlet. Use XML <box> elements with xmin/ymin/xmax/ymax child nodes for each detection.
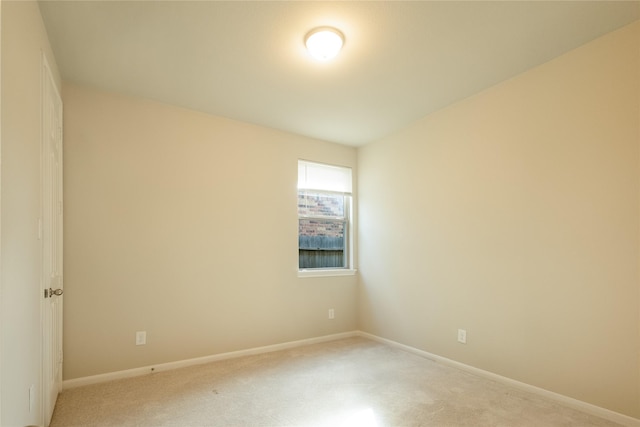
<box><xmin>136</xmin><ymin>331</ymin><xmax>147</xmax><ymax>345</ymax></box>
<box><xmin>457</xmin><ymin>329</ymin><xmax>467</xmax><ymax>344</ymax></box>
<box><xmin>328</xmin><ymin>309</ymin><xmax>335</xmax><ymax>319</ymax></box>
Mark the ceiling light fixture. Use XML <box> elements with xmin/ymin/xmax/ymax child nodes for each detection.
<box><xmin>305</xmin><ymin>27</ymin><xmax>344</xmax><ymax>61</ymax></box>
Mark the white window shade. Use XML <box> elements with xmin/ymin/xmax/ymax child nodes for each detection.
<box><xmin>298</xmin><ymin>160</ymin><xmax>352</xmax><ymax>194</ymax></box>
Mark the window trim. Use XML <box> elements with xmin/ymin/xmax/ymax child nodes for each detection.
<box><xmin>297</xmin><ymin>268</ymin><xmax>357</xmax><ymax>278</ymax></box>
<box><xmin>297</xmin><ymin>160</ymin><xmax>354</xmax><ymax>275</ymax></box>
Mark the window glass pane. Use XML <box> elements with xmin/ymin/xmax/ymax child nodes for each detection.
<box><xmin>299</xmin><ymin>218</ymin><xmax>345</xmax><ymax>240</ymax></box>
<box><xmin>298</xmin><ymin>192</ymin><xmax>345</xmax><ymax>219</ymax></box>
<box><xmin>299</xmin><ymin>219</ymin><xmax>345</xmax><ymax>268</ymax></box>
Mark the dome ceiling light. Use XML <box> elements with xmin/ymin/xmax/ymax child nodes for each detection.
<box><xmin>305</xmin><ymin>27</ymin><xmax>344</xmax><ymax>61</ymax></box>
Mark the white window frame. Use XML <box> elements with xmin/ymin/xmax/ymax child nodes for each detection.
<box><xmin>297</xmin><ymin>160</ymin><xmax>356</xmax><ymax>278</ymax></box>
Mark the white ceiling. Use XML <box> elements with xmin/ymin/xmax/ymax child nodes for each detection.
<box><xmin>39</xmin><ymin>1</ymin><xmax>639</xmax><ymax>146</ymax></box>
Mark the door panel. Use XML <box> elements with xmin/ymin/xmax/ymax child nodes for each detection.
<box><xmin>42</xmin><ymin>53</ymin><xmax>63</xmax><ymax>427</ymax></box>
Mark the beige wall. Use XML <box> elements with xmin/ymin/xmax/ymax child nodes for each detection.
<box><xmin>358</xmin><ymin>21</ymin><xmax>640</xmax><ymax>417</ymax></box>
<box><xmin>1</xmin><ymin>1</ymin><xmax>61</xmax><ymax>425</ymax></box>
<box><xmin>62</xmin><ymin>84</ymin><xmax>358</xmax><ymax>380</ymax></box>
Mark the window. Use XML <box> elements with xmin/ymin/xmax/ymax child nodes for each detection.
<box><xmin>298</xmin><ymin>160</ymin><xmax>353</xmax><ymax>274</ymax></box>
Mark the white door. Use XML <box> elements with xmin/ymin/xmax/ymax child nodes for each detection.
<box><xmin>41</xmin><ymin>53</ymin><xmax>63</xmax><ymax>426</ymax></box>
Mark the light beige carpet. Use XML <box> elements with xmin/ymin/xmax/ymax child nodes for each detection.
<box><xmin>51</xmin><ymin>337</ymin><xmax>621</xmax><ymax>426</ymax></box>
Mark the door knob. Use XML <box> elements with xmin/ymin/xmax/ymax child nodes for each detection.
<box><xmin>45</xmin><ymin>288</ymin><xmax>63</xmax><ymax>298</ymax></box>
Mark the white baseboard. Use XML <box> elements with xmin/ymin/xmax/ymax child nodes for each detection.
<box><xmin>62</xmin><ymin>331</ymin><xmax>358</xmax><ymax>390</ymax></box>
<box><xmin>63</xmin><ymin>329</ymin><xmax>639</xmax><ymax>426</ymax></box>
<box><xmin>356</xmin><ymin>331</ymin><xmax>640</xmax><ymax>427</ymax></box>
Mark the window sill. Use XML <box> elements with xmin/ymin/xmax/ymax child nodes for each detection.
<box><xmin>298</xmin><ymin>269</ymin><xmax>357</xmax><ymax>278</ymax></box>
